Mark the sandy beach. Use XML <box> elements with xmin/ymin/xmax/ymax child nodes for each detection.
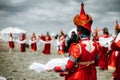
<box><xmin>0</xmin><ymin>41</ymin><xmax>114</xmax><ymax>80</ymax></box>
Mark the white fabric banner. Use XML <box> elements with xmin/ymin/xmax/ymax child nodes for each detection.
<box><xmin>29</xmin><ymin>57</ymin><xmax>69</xmax><ymax>73</ymax></box>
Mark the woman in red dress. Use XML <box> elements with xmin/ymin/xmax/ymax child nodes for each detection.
<box><xmin>19</xmin><ymin>33</ymin><xmax>26</xmax><ymax>52</ymax></box>
<box><xmin>30</xmin><ymin>32</ymin><xmax>37</xmax><ymax>52</ymax></box>
<box><xmin>53</xmin><ymin>2</ymin><xmax>101</xmax><ymax>80</ymax></box>
<box><xmin>42</xmin><ymin>32</ymin><xmax>52</xmax><ymax>54</ymax></box>
<box><xmin>57</xmin><ymin>30</ymin><xmax>66</xmax><ymax>55</ymax></box>
<box><xmin>8</xmin><ymin>33</ymin><xmax>15</xmax><ymax>53</ymax></box>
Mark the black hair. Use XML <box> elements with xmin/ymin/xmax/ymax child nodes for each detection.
<box><xmin>77</xmin><ymin>26</ymin><xmax>91</xmax><ymax>37</ymax></box>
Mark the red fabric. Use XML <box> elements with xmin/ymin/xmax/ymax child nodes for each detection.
<box><xmin>42</xmin><ymin>43</ymin><xmax>51</xmax><ymax>54</ymax></box>
<box><xmin>58</xmin><ymin>35</ymin><xmax>66</xmax><ymax>54</ymax></box>
<box><xmin>97</xmin><ymin>34</ymin><xmax>111</xmax><ymax>70</ymax></box>
<box><xmin>9</xmin><ymin>41</ymin><xmax>14</xmax><ymax>48</ymax></box>
<box><xmin>99</xmin><ymin>34</ymin><xmax>110</xmax><ymax>38</ymax></box>
<box><xmin>108</xmin><ymin>51</ymin><xmax>116</xmax><ymax>70</ymax></box>
<box><xmin>40</xmin><ymin>35</ymin><xmax>45</xmax><ymax>41</ymax></box>
<box><xmin>42</xmin><ymin>35</ymin><xmax>52</xmax><ymax>54</ymax></box>
<box><xmin>54</xmin><ymin>39</ymin><xmax>100</xmax><ymax>80</ymax></box>
<box><xmin>20</xmin><ymin>43</ymin><xmax>25</xmax><ymax>52</ymax></box>
<box><xmin>79</xmin><ymin>2</ymin><xmax>88</xmax><ymax>20</ymax></box>
<box><xmin>31</xmin><ymin>42</ymin><xmax>37</xmax><ymax>51</ymax></box>
<box><xmin>111</xmin><ymin>40</ymin><xmax>120</xmax><ymax>80</ymax></box>
<box><xmin>98</xmin><ymin>47</ymin><xmax>108</xmax><ymax>70</ymax></box>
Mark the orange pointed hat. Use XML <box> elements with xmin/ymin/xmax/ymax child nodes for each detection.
<box><xmin>73</xmin><ymin>2</ymin><xmax>93</xmax><ymax>31</ymax></box>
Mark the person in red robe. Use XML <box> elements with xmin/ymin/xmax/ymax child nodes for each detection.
<box><xmin>30</xmin><ymin>32</ymin><xmax>37</xmax><ymax>52</ymax></box>
<box><xmin>111</xmin><ymin>30</ymin><xmax>120</xmax><ymax>80</ymax></box>
<box><xmin>42</xmin><ymin>32</ymin><xmax>52</xmax><ymax>54</ymax></box>
<box><xmin>19</xmin><ymin>33</ymin><xmax>26</xmax><ymax>52</ymax></box>
<box><xmin>8</xmin><ymin>33</ymin><xmax>15</xmax><ymax>53</ymax></box>
<box><xmin>98</xmin><ymin>27</ymin><xmax>112</xmax><ymax>70</ymax></box>
<box><xmin>52</xmin><ymin>2</ymin><xmax>101</xmax><ymax>80</ymax></box>
<box><xmin>108</xmin><ymin>20</ymin><xmax>120</xmax><ymax>70</ymax></box>
<box><xmin>57</xmin><ymin>30</ymin><xmax>66</xmax><ymax>55</ymax></box>
<box><xmin>93</xmin><ymin>27</ymin><xmax>99</xmax><ymax>41</ymax></box>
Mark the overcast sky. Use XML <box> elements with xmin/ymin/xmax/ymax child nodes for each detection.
<box><xmin>0</xmin><ymin>0</ymin><xmax>120</xmax><ymax>35</ymax></box>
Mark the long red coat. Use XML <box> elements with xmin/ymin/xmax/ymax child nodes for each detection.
<box><xmin>108</xmin><ymin>37</ymin><xmax>117</xmax><ymax>70</ymax></box>
<box><xmin>111</xmin><ymin>41</ymin><xmax>120</xmax><ymax>80</ymax></box>
<box><xmin>9</xmin><ymin>41</ymin><xmax>14</xmax><ymax>48</ymax></box>
<box><xmin>58</xmin><ymin>35</ymin><xmax>66</xmax><ymax>55</ymax></box>
<box><xmin>31</xmin><ymin>37</ymin><xmax>37</xmax><ymax>51</ymax></box>
<box><xmin>9</xmin><ymin>37</ymin><xmax>14</xmax><ymax>48</ymax></box>
<box><xmin>42</xmin><ymin>35</ymin><xmax>52</xmax><ymax>54</ymax></box>
<box><xmin>54</xmin><ymin>38</ymin><xmax>101</xmax><ymax>80</ymax></box>
<box><xmin>98</xmin><ymin>34</ymin><xmax>111</xmax><ymax>70</ymax></box>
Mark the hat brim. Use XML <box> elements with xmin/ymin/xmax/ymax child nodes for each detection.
<box><xmin>73</xmin><ymin>14</ymin><xmax>92</xmax><ymax>29</ymax></box>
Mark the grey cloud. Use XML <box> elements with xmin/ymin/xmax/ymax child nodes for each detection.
<box><xmin>0</xmin><ymin>0</ymin><xmax>120</xmax><ymax>35</ymax></box>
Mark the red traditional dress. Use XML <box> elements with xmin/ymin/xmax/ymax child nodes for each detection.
<box><xmin>31</xmin><ymin>38</ymin><xmax>37</xmax><ymax>52</ymax></box>
<box><xmin>54</xmin><ymin>38</ymin><xmax>101</xmax><ymax>80</ymax></box>
<box><xmin>31</xmin><ymin>33</ymin><xmax>37</xmax><ymax>52</ymax></box>
<box><xmin>98</xmin><ymin>34</ymin><xmax>111</xmax><ymax>70</ymax></box>
<box><xmin>8</xmin><ymin>37</ymin><xmax>15</xmax><ymax>49</ymax></box>
<box><xmin>108</xmin><ymin>20</ymin><xmax>119</xmax><ymax>70</ymax></box>
<box><xmin>40</xmin><ymin>34</ymin><xmax>45</xmax><ymax>41</ymax></box>
<box><xmin>58</xmin><ymin>35</ymin><xmax>66</xmax><ymax>55</ymax></box>
<box><xmin>42</xmin><ymin>35</ymin><xmax>52</xmax><ymax>54</ymax></box>
<box><xmin>111</xmin><ymin>41</ymin><xmax>120</xmax><ymax>80</ymax></box>
<box><xmin>108</xmin><ymin>50</ymin><xmax>117</xmax><ymax>70</ymax></box>
<box><xmin>19</xmin><ymin>34</ymin><xmax>26</xmax><ymax>52</ymax></box>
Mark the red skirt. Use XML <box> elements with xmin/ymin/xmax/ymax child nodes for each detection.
<box><xmin>42</xmin><ymin>43</ymin><xmax>51</xmax><ymax>54</ymax></box>
<box><xmin>20</xmin><ymin>43</ymin><xmax>26</xmax><ymax>52</ymax></box>
<box><xmin>9</xmin><ymin>41</ymin><xmax>14</xmax><ymax>48</ymax></box>
<box><xmin>31</xmin><ymin>43</ymin><xmax>37</xmax><ymax>51</ymax></box>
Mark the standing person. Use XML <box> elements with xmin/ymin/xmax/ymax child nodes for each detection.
<box><xmin>52</xmin><ymin>2</ymin><xmax>101</xmax><ymax>80</ymax></box>
<box><xmin>93</xmin><ymin>27</ymin><xmax>99</xmax><ymax>41</ymax></box>
<box><xmin>57</xmin><ymin>30</ymin><xmax>66</xmax><ymax>55</ymax></box>
<box><xmin>108</xmin><ymin>20</ymin><xmax>120</xmax><ymax>70</ymax></box>
<box><xmin>98</xmin><ymin>27</ymin><xmax>113</xmax><ymax>70</ymax></box>
<box><xmin>42</xmin><ymin>32</ymin><xmax>52</xmax><ymax>54</ymax></box>
<box><xmin>8</xmin><ymin>33</ymin><xmax>15</xmax><ymax>53</ymax></box>
<box><xmin>30</xmin><ymin>32</ymin><xmax>37</xmax><ymax>52</ymax></box>
<box><xmin>19</xmin><ymin>33</ymin><xmax>26</xmax><ymax>52</ymax></box>
<box><xmin>111</xmin><ymin>30</ymin><xmax>120</xmax><ymax>80</ymax></box>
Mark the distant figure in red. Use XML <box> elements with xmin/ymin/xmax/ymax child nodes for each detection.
<box><xmin>111</xmin><ymin>24</ymin><xmax>120</xmax><ymax>80</ymax></box>
<box><xmin>8</xmin><ymin>33</ymin><xmax>15</xmax><ymax>53</ymax></box>
<box><xmin>98</xmin><ymin>27</ymin><xmax>111</xmax><ymax>70</ymax></box>
<box><xmin>93</xmin><ymin>27</ymin><xmax>99</xmax><ymax>41</ymax></box>
<box><xmin>30</xmin><ymin>32</ymin><xmax>37</xmax><ymax>52</ymax></box>
<box><xmin>57</xmin><ymin>30</ymin><xmax>66</xmax><ymax>55</ymax></box>
<box><xmin>108</xmin><ymin>20</ymin><xmax>120</xmax><ymax>70</ymax></box>
<box><xmin>19</xmin><ymin>33</ymin><xmax>26</xmax><ymax>52</ymax></box>
<box><xmin>42</xmin><ymin>32</ymin><xmax>52</xmax><ymax>54</ymax></box>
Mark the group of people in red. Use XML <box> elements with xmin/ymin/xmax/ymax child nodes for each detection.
<box><xmin>7</xmin><ymin>2</ymin><xmax>120</xmax><ymax>80</ymax></box>
<box><xmin>47</xmin><ymin>2</ymin><xmax>120</xmax><ymax>80</ymax></box>
<box><xmin>8</xmin><ymin>32</ymin><xmax>52</xmax><ymax>54</ymax></box>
